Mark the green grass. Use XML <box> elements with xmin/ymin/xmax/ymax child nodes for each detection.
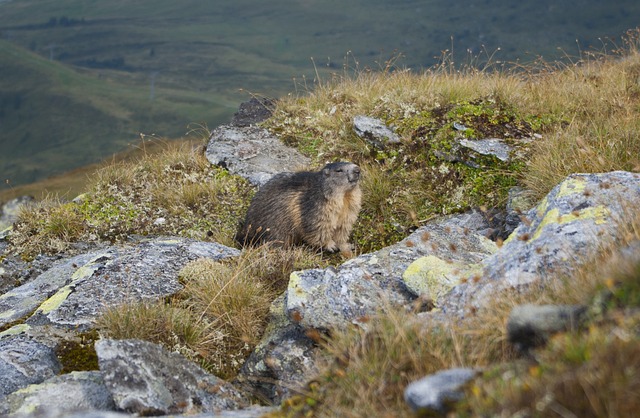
<box><xmin>0</xmin><ymin>40</ymin><xmax>233</xmax><ymax>186</ymax></box>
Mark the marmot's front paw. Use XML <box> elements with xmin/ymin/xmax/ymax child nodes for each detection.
<box><xmin>324</xmin><ymin>240</ymin><xmax>339</xmax><ymax>253</ymax></box>
<box><xmin>338</xmin><ymin>242</ymin><xmax>354</xmax><ymax>258</ymax></box>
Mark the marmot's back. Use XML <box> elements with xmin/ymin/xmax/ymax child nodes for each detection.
<box><xmin>235</xmin><ymin>162</ymin><xmax>362</xmax><ymax>253</ymax></box>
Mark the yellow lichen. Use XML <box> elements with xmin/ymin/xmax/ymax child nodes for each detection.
<box><xmin>556</xmin><ymin>177</ymin><xmax>587</xmax><ymax>198</ymax></box>
<box><xmin>402</xmin><ymin>255</ymin><xmax>481</xmax><ymax>300</ymax></box>
<box><xmin>532</xmin><ymin>206</ymin><xmax>610</xmax><ymax>241</ymax></box>
<box><xmin>0</xmin><ymin>323</ymin><xmax>31</xmax><ymax>337</ymax></box>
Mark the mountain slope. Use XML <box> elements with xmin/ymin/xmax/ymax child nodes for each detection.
<box><xmin>0</xmin><ymin>40</ymin><xmax>233</xmax><ymax>185</ymax></box>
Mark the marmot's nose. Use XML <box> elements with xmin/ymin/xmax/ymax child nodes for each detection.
<box><xmin>349</xmin><ymin>165</ymin><xmax>361</xmax><ymax>182</ymax></box>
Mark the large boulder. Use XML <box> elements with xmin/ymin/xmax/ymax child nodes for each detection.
<box><xmin>285</xmin><ymin>211</ymin><xmax>497</xmax><ymax>330</ymax></box>
<box><xmin>0</xmin><ymin>237</ymin><xmax>239</xmax><ymax>330</ymax></box>
<box><xmin>440</xmin><ymin>171</ymin><xmax>640</xmax><ymax>315</ymax></box>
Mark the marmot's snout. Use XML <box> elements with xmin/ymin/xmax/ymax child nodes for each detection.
<box><xmin>348</xmin><ymin>165</ymin><xmax>361</xmax><ymax>184</ymax></box>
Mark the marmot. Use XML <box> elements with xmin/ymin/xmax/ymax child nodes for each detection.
<box><xmin>235</xmin><ymin>162</ymin><xmax>362</xmax><ymax>253</ymax></box>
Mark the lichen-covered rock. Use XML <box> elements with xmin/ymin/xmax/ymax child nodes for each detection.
<box><xmin>15</xmin><ymin>238</ymin><xmax>238</xmax><ymax>330</ymax></box>
<box><xmin>402</xmin><ymin>255</ymin><xmax>483</xmax><ymax>301</ymax></box>
<box><xmin>95</xmin><ymin>339</ymin><xmax>250</xmax><ymax>415</ymax></box>
<box><xmin>0</xmin><ymin>371</ymin><xmax>114</xmax><ymax>416</ymax></box>
<box><xmin>0</xmin><ymin>251</ymin><xmax>106</xmax><ymax>328</ymax></box>
<box><xmin>285</xmin><ymin>211</ymin><xmax>497</xmax><ymax>330</ymax></box>
<box><xmin>441</xmin><ymin>171</ymin><xmax>640</xmax><ymax>315</ymax></box>
<box><xmin>0</xmin><ymin>334</ymin><xmax>61</xmax><ymax>399</ymax></box>
<box><xmin>236</xmin><ymin>295</ymin><xmax>318</xmax><ymax>404</ymax></box>
<box><xmin>206</xmin><ymin>125</ymin><xmax>311</xmax><ymax>186</ymax></box>
<box><xmin>404</xmin><ymin>368</ymin><xmax>479</xmax><ymax>415</ymax></box>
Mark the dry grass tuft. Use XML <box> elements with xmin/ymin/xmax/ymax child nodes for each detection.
<box><xmin>9</xmin><ymin>197</ymin><xmax>85</xmax><ymax>257</ymax></box>
<box><xmin>98</xmin><ymin>245</ymin><xmax>326</xmax><ymax>379</ymax></box>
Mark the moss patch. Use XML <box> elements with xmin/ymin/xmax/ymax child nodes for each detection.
<box><xmin>55</xmin><ymin>330</ymin><xmax>100</xmax><ymax>374</ymax></box>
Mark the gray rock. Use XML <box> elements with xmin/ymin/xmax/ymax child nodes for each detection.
<box><xmin>0</xmin><ymin>251</ymin><xmax>105</xmax><ymax>328</ymax></box>
<box><xmin>231</xmin><ymin>97</ymin><xmax>275</xmax><ymax>127</ymax></box>
<box><xmin>237</xmin><ymin>295</ymin><xmax>318</xmax><ymax>404</ymax></box>
<box><xmin>507</xmin><ymin>304</ymin><xmax>587</xmax><ymax>350</ymax></box>
<box><xmin>0</xmin><ymin>371</ymin><xmax>114</xmax><ymax>417</ymax></box>
<box><xmin>95</xmin><ymin>339</ymin><xmax>250</xmax><ymax>415</ymax></box>
<box><xmin>21</xmin><ymin>238</ymin><xmax>238</xmax><ymax>330</ymax></box>
<box><xmin>285</xmin><ymin>211</ymin><xmax>497</xmax><ymax>330</ymax></box>
<box><xmin>433</xmin><ymin>136</ymin><xmax>529</xmax><ymax>169</ymax></box>
<box><xmin>206</xmin><ymin>125</ymin><xmax>311</xmax><ymax>186</ymax></box>
<box><xmin>404</xmin><ymin>368</ymin><xmax>478</xmax><ymax>415</ymax></box>
<box><xmin>458</xmin><ymin>138</ymin><xmax>512</xmax><ymax>162</ymax></box>
<box><xmin>0</xmin><ymin>196</ymin><xmax>35</xmax><ymax>232</ymax></box>
<box><xmin>441</xmin><ymin>171</ymin><xmax>640</xmax><ymax>315</ymax></box>
<box><xmin>0</xmin><ymin>334</ymin><xmax>61</xmax><ymax>399</ymax></box>
<box><xmin>353</xmin><ymin>115</ymin><xmax>400</xmax><ymax>149</ymax></box>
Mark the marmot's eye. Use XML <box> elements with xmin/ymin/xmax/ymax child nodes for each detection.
<box><xmin>335</xmin><ymin>169</ymin><xmax>343</xmax><ymax>173</ymax></box>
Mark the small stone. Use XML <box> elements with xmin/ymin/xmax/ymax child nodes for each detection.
<box><xmin>353</xmin><ymin>115</ymin><xmax>400</xmax><ymax>148</ymax></box>
<box><xmin>404</xmin><ymin>368</ymin><xmax>478</xmax><ymax>415</ymax></box>
<box><xmin>507</xmin><ymin>304</ymin><xmax>587</xmax><ymax>350</ymax></box>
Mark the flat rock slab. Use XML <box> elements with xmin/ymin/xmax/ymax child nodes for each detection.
<box><xmin>0</xmin><ymin>251</ymin><xmax>101</xmax><ymax>328</ymax></box>
<box><xmin>206</xmin><ymin>125</ymin><xmax>311</xmax><ymax>186</ymax></box>
<box><xmin>0</xmin><ymin>238</ymin><xmax>239</xmax><ymax>330</ymax></box>
<box><xmin>95</xmin><ymin>339</ymin><xmax>250</xmax><ymax>415</ymax></box>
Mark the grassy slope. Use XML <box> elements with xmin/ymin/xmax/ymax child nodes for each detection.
<box><xmin>0</xmin><ymin>39</ymin><xmax>233</xmax><ymax>187</ymax></box>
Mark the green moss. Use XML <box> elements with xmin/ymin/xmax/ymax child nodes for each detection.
<box><xmin>54</xmin><ymin>330</ymin><xmax>100</xmax><ymax>374</ymax></box>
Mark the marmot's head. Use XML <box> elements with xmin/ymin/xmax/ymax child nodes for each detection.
<box><xmin>321</xmin><ymin>162</ymin><xmax>361</xmax><ymax>195</ymax></box>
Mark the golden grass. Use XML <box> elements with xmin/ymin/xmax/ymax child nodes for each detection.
<box><xmin>8</xmin><ymin>139</ymin><xmax>253</xmax><ymax>258</ymax></box>
<box><xmin>98</xmin><ymin>245</ymin><xmax>327</xmax><ymax>379</ymax></box>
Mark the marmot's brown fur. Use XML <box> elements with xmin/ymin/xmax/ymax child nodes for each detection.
<box><xmin>235</xmin><ymin>162</ymin><xmax>362</xmax><ymax>253</ymax></box>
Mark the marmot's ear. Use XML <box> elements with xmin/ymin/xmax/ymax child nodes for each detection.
<box><xmin>322</xmin><ymin>168</ymin><xmax>330</xmax><ymax>177</ymax></box>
